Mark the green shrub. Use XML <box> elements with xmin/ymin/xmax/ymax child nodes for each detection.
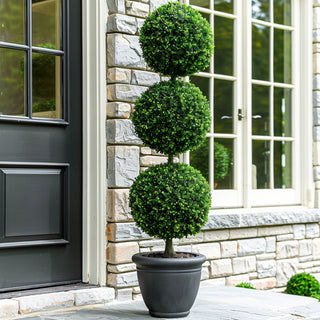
<box><xmin>236</xmin><ymin>282</ymin><xmax>256</xmax><ymax>290</ymax></box>
<box><xmin>214</xmin><ymin>142</ymin><xmax>231</xmax><ymax>183</ymax></box>
<box><xmin>140</xmin><ymin>2</ymin><xmax>214</xmax><ymax>78</ymax></box>
<box><xmin>129</xmin><ymin>162</ymin><xmax>211</xmax><ymax>241</ymax></box>
<box><xmin>285</xmin><ymin>273</ymin><xmax>320</xmax><ymax>298</ymax></box>
<box><xmin>132</xmin><ymin>80</ymin><xmax>211</xmax><ymax>156</ymax></box>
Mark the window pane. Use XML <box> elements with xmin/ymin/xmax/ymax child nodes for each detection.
<box><xmin>0</xmin><ymin>48</ymin><xmax>25</xmax><ymax>116</ymax></box>
<box><xmin>274</xmin><ymin>0</ymin><xmax>291</xmax><ymax>26</ymax></box>
<box><xmin>252</xmin><ymin>84</ymin><xmax>270</xmax><ymax>136</ymax></box>
<box><xmin>274</xmin><ymin>29</ymin><xmax>292</xmax><ymax>84</ymax></box>
<box><xmin>32</xmin><ymin>0</ymin><xmax>60</xmax><ymax>49</ymax></box>
<box><xmin>32</xmin><ymin>53</ymin><xmax>61</xmax><ymax>119</ymax></box>
<box><xmin>214</xmin><ymin>16</ymin><xmax>233</xmax><ymax>76</ymax></box>
<box><xmin>190</xmin><ymin>138</ymin><xmax>210</xmax><ymax>183</ymax></box>
<box><xmin>0</xmin><ymin>0</ymin><xmax>25</xmax><ymax>44</ymax></box>
<box><xmin>190</xmin><ymin>0</ymin><xmax>210</xmax><ymax>9</ymax></box>
<box><xmin>214</xmin><ymin>79</ymin><xmax>233</xmax><ymax>134</ymax></box>
<box><xmin>252</xmin><ymin>24</ymin><xmax>270</xmax><ymax>81</ymax></box>
<box><xmin>274</xmin><ymin>141</ymin><xmax>292</xmax><ymax>188</ymax></box>
<box><xmin>252</xmin><ymin>0</ymin><xmax>270</xmax><ymax>21</ymax></box>
<box><xmin>252</xmin><ymin>140</ymin><xmax>270</xmax><ymax>189</ymax></box>
<box><xmin>214</xmin><ymin>0</ymin><xmax>233</xmax><ymax>14</ymax></box>
<box><xmin>274</xmin><ymin>87</ymin><xmax>291</xmax><ymax>137</ymax></box>
<box><xmin>190</xmin><ymin>76</ymin><xmax>210</xmax><ymax>101</ymax></box>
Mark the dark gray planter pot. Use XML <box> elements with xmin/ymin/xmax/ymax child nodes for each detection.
<box><xmin>132</xmin><ymin>251</ymin><xmax>206</xmax><ymax>318</ymax></box>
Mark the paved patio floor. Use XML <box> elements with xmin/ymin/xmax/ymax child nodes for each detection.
<box><xmin>22</xmin><ymin>285</ymin><xmax>320</xmax><ymax>320</ymax></box>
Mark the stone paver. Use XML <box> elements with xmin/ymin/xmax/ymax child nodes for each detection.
<box><xmin>19</xmin><ymin>285</ymin><xmax>320</xmax><ymax>320</ymax></box>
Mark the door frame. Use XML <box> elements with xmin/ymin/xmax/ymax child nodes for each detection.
<box><xmin>82</xmin><ymin>0</ymin><xmax>108</xmax><ymax>285</ymax></box>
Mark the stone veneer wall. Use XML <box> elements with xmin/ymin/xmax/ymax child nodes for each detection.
<box><xmin>106</xmin><ymin>0</ymin><xmax>320</xmax><ymax>301</ymax></box>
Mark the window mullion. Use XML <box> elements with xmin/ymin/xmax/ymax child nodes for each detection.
<box><xmin>26</xmin><ymin>0</ymin><xmax>32</xmax><ymax>118</ymax></box>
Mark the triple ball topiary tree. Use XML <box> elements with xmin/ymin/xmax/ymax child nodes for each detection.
<box><xmin>129</xmin><ymin>2</ymin><xmax>214</xmax><ymax>256</ymax></box>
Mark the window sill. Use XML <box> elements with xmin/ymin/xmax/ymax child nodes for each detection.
<box><xmin>203</xmin><ymin>206</ymin><xmax>320</xmax><ymax>230</ymax></box>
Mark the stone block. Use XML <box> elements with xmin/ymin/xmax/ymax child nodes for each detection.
<box><xmin>277</xmin><ymin>241</ymin><xmax>299</xmax><ymax>259</ymax></box>
<box><xmin>266</xmin><ymin>236</ymin><xmax>276</xmax><ymax>253</ymax></box>
<box><xmin>299</xmin><ymin>255</ymin><xmax>313</xmax><ymax>263</ymax></box>
<box><xmin>314</xmin><ymin>142</ymin><xmax>320</xmax><ymax>166</ymax></box>
<box><xmin>201</xmin><ymin>267</ymin><xmax>210</xmax><ymax>280</ymax></box>
<box><xmin>116</xmin><ymin>288</ymin><xmax>133</xmax><ymax>301</ymax></box>
<box><xmin>249</xmin><ymin>272</ymin><xmax>258</xmax><ymax>279</ymax></box>
<box><xmin>107</xmin><ymin>189</ymin><xmax>132</xmax><ymax>222</ymax></box>
<box><xmin>229</xmin><ymin>227</ymin><xmax>257</xmax><ymax>239</ymax></box>
<box><xmin>107</xmin><ymin>242</ymin><xmax>139</xmax><ymax>264</ymax></box>
<box><xmin>313</xmin><ymin>238</ymin><xmax>320</xmax><ymax>259</ymax></box>
<box><xmin>210</xmin><ymin>259</ymin><xmax>232</xmax><ymax>277</ymax></box>
<box><xmin>299</xmin><ymin>261</ymin><xmax>314</xmax><ymax>270</ymax></box>
<box><xmin>315</xmin><ymin>127</ymin><xmax>320</xmax><ymax>142</ymax></box>
<box><xmin>257</xmin><ymin>260</ymin><xmax>276</xmax><ymax>278</ymax></box>
<box><xmin>108</xmin><ymin>263</ymin><xmax>136</xmax><ymax>273</ymax></box>
<box><xmin>314</xmin><ymin>75</ymin><xmax>320</xmax><ymax>92</ymax></box>
<box><xmin>232</xmin><ymin>256</ymin><xmax>256</xmax><ymax>274</ymax></box>
<box><xmin>107</xmin><ymin>119</ymin><xmax>142</xmax><ymax>145</ymax></box>
<box><xmin>256</xmin><ymin>253</ymin><xmax>276</xmax><ymax>260</ymax></box>
<box><xmin>276</xmin><ymin>258</ymin><xmax>299</xmax><ymax>287</ymax></box>
<box><xmin>0</xmin><ymin>299</ymin><xmax>19</xmax><ymax>319</ymax></box>
<box><xmin>277</xmin><ymin>234</ymin><xmax>294</xmax><ymax>241</ymax></box>
<box><xmin>107</xmin><ymin>84</ymin><xmax>148</xmax><ymax>102</ymax></box>
<box><xmin>108</xmin><ymin>0</ymin><xmax>125</xmax><ymax>13</ymax></box>
<box><xmin>226</xmin><ymin>274</ymin><xmax>250</xmax><ymax>286</ymax></box>
<box><xmin>193</xmin><ymin>243</ymin><xmax>220</xmax><ymax>260</ymax></box>
<box><xmin>14</xmin><ymin>292</ymin><xmax>74</xmax><ymax>314</ymax></box>
<box><xmin>126</xmin><ymin>1</ymin><xmax>149</xmax><ymax>18</ymax></box>
<box><xmin>257</xmin><ymin>225</ymin><xmax>292</xmax><ymax>237</ymax></box>
<box><xmin>203</xmin><ymin>229</ymin><xmax>229</xmax><ymax>242</ymax></box>
<box><xmin>306</xmin><ymin>223</ymin><xmax>320</xmax><ymax>238</ymax></box>
<box><xmin>293</xmin><ymin>224</ymin><xmax>306</xmax><ymax>240</ymax></box>
<box><xmin>107</xmin><ymin>146</ymin><xmax>140</xmax><ymax>188</ymax></box>
<box><xmin>221</xmin><ymin>241</ymin><xmax>237</xmax><ymax>258</ymax></box>
<box><xmin>314</xmin><ymin>7</ymin><xmax>320</xmax><ymax>29</ymax></box>
<box><xmin>314</xmin><ymin>166</ymin><xmax>320</xmax><ymax>180</ymax></box>
<box><xmin>140</xmin><ymin>155</ymin><xmax>168</xmax><ymax>166</ymax></box>
<box><xmin>150</xmin><ymin>0</ymin><xmax>168</xmax><ymax>12</ymax></box>
<box><xmin>237</xmin><ymin>238</ymin><xmax>266</xmax><ymax>256</ymax></box>
<box><xmin>107</xmin><ymin>102</ymin><xmax>131</xmax><ymax>119</ymax></box>
<box><xmin>179</xmin><ymin>233</ymin><xmax>204</xmax><ymax>244</ymax></box>
<box><xmin>71</xmin><ymin>288</ymin><xmax>115</xmax><ymax>306</ymax></box>
<box><xmin>108</xmin><ymin>271</ymin><xmax>138</xmax><ymax>288</ymax></box>
<box><xmin>132</xmin><ymin>70</ymin><xmax>160</xmax><ymax>86</ymax></box>
<box><xmin>139</xmin><ymin>239</ymin><xmax>165</xmax><ymax>248</ymax></box>
<box><xmin>107</xmin><ymin>67</ymin><xmax>131</xmax><ymax>84</ymax></box>
<box><xmin>313</xmin><ymin>29</ymin><xmax>320</xmax><ymax>43</ymax></box>
<box><xmin>107</xmin><ymin>222</ymin><xmax>150</xmax><ymax>241</ymax></box>
<box><xmin>314</xmin><ymin>91</ymin><xmax>320</xmax><ymax>108</ymax></box>
<box><xmin>107</xmin><ymin>34</ymin><xmax>146</xmax><ymax>69</ymax></box>
<box><xmin>299</xmin><ymin>240</ymin><xmax>313</xmax><ymax>256</ymax></box>
<box><xmin>251</xmin><ymin>278</ymin><xmax>277</xmax><ymax>290</ymax></box>
<box><xmin>314</xmin><ymin>53</ymin><xmax>320</xmax><ymax>73</ymax></box>
<box><xmin>140</xmin><ymin>147</ymin><xmax>152</xmax><ymax>155</ymax></box>
<box><xmin>136</xmin><ymin>18</ymin><xmax>145</xmax><ymax>34</ymax></box>
<box><xmin>107</xmin><ymin>14</ymin><xmax>137</xmax><ymax>34</ymax></box>
<box><xmin>203</xmin><ymin>214</ymin><xmax>240</xmax><ymax>230</ymax></box>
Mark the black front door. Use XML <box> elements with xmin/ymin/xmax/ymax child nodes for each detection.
<box><xmin>0</xmin><ymin>0</ymin><xmax>82</xmax><ymax>291</ymax></box>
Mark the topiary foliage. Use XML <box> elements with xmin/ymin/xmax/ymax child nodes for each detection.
<box><xmin>236</xmin><ymin>282</ymin><xmax>256</xmax><ymax>290</ymax></box>
<box><xmin>129</xmin><ymin>162</ymin><xmax>211</xmax><ymax>240</ymax></box>
<box><xmin>285</xmin><ymin>273</ymin><xmax>320</xmax><ymax>298</ymax></box>
<box><xmin>140</xmin><ymin>2</ymin><xmax>214</xmax><ymax>78</ymax></box>
<box><xmin>214</xmin><ymin>142</ymin><xmax>231</xmax><ymax>183</ymax></box>
<box><xmin>132</xmin><ymin>80</ymin><xmax>211</xmax><ymax>155</ymax></box>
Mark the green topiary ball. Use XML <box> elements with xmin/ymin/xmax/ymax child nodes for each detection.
<box><xmin>140</xmin><ymin>2</ymin><xmax>214</xmax><ymax>78</ymax></box>
<box><xmin>285</xmin><ymin>273</ymin><xmax>320</xmax><ymax>297</ymax></box>
<box><xmin>129</xmin><ymin>162</ymin><xmax>211</xmax><ymax>240</ymax></box>
<box><xmin>132</xmin><ymin>80</ymin><xmax>211</xmax><ymax>155</ymax></box>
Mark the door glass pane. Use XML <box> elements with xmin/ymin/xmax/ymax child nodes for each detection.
<box><xmin>252</xmin><ymin>84</ymin><xmax>270</xmax><ymax>136</ymax></box>
<box><xmin>214</xmin><ymin>0</ymin><xmax>233</xmax><ymax>14</ymax></box>
<box><xmin>252</xmin><ymin>140</ymin><xmax>270</xmax><ymax>189</ymax></box>
<box><xmin>32</xmin><ymin>0</ymin><xmax>60</xmax><ymax>49</ymax></box>
<box><xmin>252</xmin><ymin>0</ymin><xmax>270</xmax><ymax>21</ymax></box>
<box><xmin>190</xmin><ymin>76</ymin><xmax>210</xmax><ymax>101</ymax></box>
<box><xmin>274</xmin><ymin>141</ymin><xmax>292</xmax><ymax>188</ymax></box>
<box><xmin>214</xmin><ymin>138</ymin><xmax>233</xmax><ymax>189</ymax></box>
<box><xmin>32</xmin><ymin>53</ymin><xmax>61</xmax><ymax>119</ymax></box>
<box><xmin>0</xmin><ymin>48</ymin><xmax>25</xmax><ymax>116</ymax></box>
<box><xmin>214</xmin><ymin>79</ymin><xmax>233</xmax><ymax>134</ymax></box>
<box><xmin>0</xmin><ymin>0</ymin><xmax>25</xmax><ymax>44</ymax></box>
<box><xmin>252</xmin><ymin>24</ymin><xmax>270</xmax><ymax>81</ymax></box>
<box><xmin>190</xmin><ymin>138</ymin><xmax>210</xmax><ymax>183</ymax></box>
<box><xmin>274</xmin><ymin>29</ymin><xmax>292</xmax><ymax>84</ymax></box>
<box><xmin>274</xmin><ymin>0</ymin><xmax>291</xmax><ymax>26</ymax></box>
<box><xmin>190</xmin><ymin>0</ymin><xmax>210</xmax><ymax>9</ymax></box>
<box><xmin>214</xmin><ymin>16</ymin><xmax>233</xmax><ymax>76</ymax></box>
<box><xmin>274</xmin><ymin>87</ymin><xmax>291</xmax><ymax>137</ymax></box>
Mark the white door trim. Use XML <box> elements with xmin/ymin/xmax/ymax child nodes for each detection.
<box><xmin>82</xmin><ymin>0</ymin><xmax>107</xmax><ymax>285</ymax></box>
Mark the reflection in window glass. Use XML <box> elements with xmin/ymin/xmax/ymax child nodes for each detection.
<box><xmin>252</xmin><ymin>23</ymin><xmax>270</xmax><ymax>81</ymax></box>
<box><xmin>252</xmin><ymin>140</ymin><xmax>270</xmax><ymax>189</ymax></box>
<box><xmin>274</xmin><ymin>29</ymin><xmax>292</xmax><ymax>84</ymax></box>
<box><xmin>0</xmin><ymin>0</ymin><xmax>25</xmax><ymax>44</ymax></box>
<box><xmin>214</xmin><ymin>79</ymin><xmax>233</xmax><ymax>134</ymax></box>
<box><xmin>32</xmin><ymin>53</ymin><xmax>61</xmax><ymax>119</ymax></box>
<box><xmin>252</xmin><ymin>0</ymin><xmax>270</xmax><ymax>21</ymax></box>
<box><xmin>214</xmin><ymin>0</ymin><xmax>233</xmax><ymax>14</ymax></box>
<box><xmin>274</xmin><ymin>88</ymin><xmax>291</xmax><ymax>137</ymax></box>
<box><xmin>32</xmin><ymin>0</ymin><xmax>60</xmax><ymax>49</ymax></box>
<box><xmin>190</xmin><ymin>138</ymin><xmax>210</xmax><ymax>183</ymax></box>
<box><xmin>214</xmin><ymin>16</ymin><xmax>233</xmax><ymax>76</ymax></box>
<box><xmin>190</xmin><ymin>76</ymin><xmax>210</xmax><ymax>101</ymax></box>
<box><xmin>0</xmin><ymin>48</ymin><xmax>25</xmax><ymax>116</ymax></box>
<box><xmin>190</xmin><ymin>0</ymin><xmax>210</xmax><ymax>9</ymax></box>
<box><xmin>274</xmin><ymin>0</ymin><xmax>291</xmax><ymax>26</ymax></box>
<box><xmin>214</xmin><ymin>138</ymin><xmax>233</xmax><ymax>189</ymax></box>
<box><xmin>252</xmin><ymin>85</ymin><xmax>270</xmax><ymax>136</ymax></box>
<box><xmin>274</xmin><ymin>141</ymin><xmax>292</xmax><ymax>188</ymax></box>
